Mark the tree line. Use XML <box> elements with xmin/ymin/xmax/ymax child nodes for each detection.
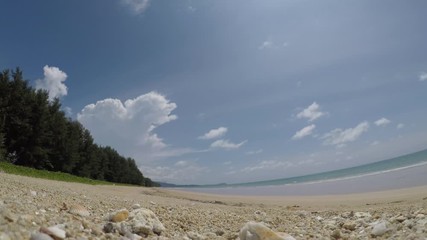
<box><xmin>0</xmin><ymin>68</ymin><xmax>157</xmax><ymax>186</ymax></box>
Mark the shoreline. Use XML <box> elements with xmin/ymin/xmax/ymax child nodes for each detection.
<box><xmin>171</xmin><ymin>162</ymin><xmax>427</xmax><ymax>196</ymax></box>
<box><xmin>1</xmin><ymin>173</ymin><xmax>427</xmax><ymax>239</ymax></box>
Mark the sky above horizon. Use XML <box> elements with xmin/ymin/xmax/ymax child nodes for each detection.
<box><xmin>1</xmin><ymin>0</ymin><xmax>427</xmax><ymax>184</ymax></box>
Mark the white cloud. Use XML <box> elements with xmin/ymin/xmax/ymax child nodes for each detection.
<box><xmin>77</xmin><ymin>92</ymin><xmax>185</xmax><ymax>162</ymax></box>
<box><xmin>188</xmin><ymin>5</ymin><xmax>196</xmax><ymax>12</ymax></box>
<box><xmin>199</xmin><ymin>127</ymin><xmax>228</xmax><ymax>140</ymax></box>
<box><xmin>296</xmin><ymin>102</ymin><xmax>325</xmax><ymax>122</ymax></box>
<box><xmin>63</xmin><ymin>106</ymin><xmax>73</xmax><ymax>117</ymax></box>
<box><xmin>143</xmin><ymin>163</ymin><xmax>207</xmax><ymax>184</ymax></box>
<box><xmin>419</xmin><ymin>72</ymin><xmax>427</xmax><ymax>81</ymax></box>
<box><xmin>35</xmin><ymin>65</ymin><xmax>68</xmax><ymax>101</ymax></box>
<box><xmin>242</xmin><ymin>160</ymin><xmax>294</xmax><ymax>173</ymax></box>
<box><xmin>175</xmin><ymin>160</ymin><xmax>189</xmax><ymax>167</ymax></box>
<box><xmin>259</xmin><ymin>40</ymin><xmax>273</xmax><ymax>50</ymax></box>
<box><xmin>246</xmin><ymin>149</ymin><xmax>264</xmax><ymax>155</ymax></box>
<box><xmin>397</xmin><ymin>123</ymin><xmax>405</xmax><ymax>129</ymax></box>
<box><xmin>322</xmin><ymin>121</ymin><xmax>370</xmax><ymax>146</ymax></box>
<box><xmin>210</xmin><ymin>139</ymin><xmax>247</xmax><ymax>150</ymax></box>
<box><xmin>122</xmin><ymin>0</ymin><xmax>150</xmax><ymax>14</ymax></box>
<box><xmin>292</xmin><ymin>124</ymin><xmax>316</xmax><ymax>140</ymax></box>
<box><xmin>374</xmin><ymin>117</ymin><xmax>391</xmax><ymax>127</ymax></box>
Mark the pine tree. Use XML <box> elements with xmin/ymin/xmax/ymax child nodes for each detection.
<box><xmin>0</xmin><ymin>67</ymin><xmax>156</xmax><ymax>186</ymax></box>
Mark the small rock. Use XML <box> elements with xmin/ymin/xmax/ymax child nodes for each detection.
<box><xmin>111</xmin><ymin>208</ymin><xmax>165</xmax><ymax>236</ymax></box>
<box><xmin>343</xmin><ymin>221</ymin><xmax>357</xmax><ymax>231</ymax></box>
<box><xmin>30</xmin><ymin>233</ymin><xmax>54</xmax><ymax>240</ymax></box>
<box><xmin>330</xmin><ymin>229</ymin><xmax>341</xmax><ymax>239</ymax></box>
<box><xmin>111</xmin><ymin>209</ymin><xmax>129</xmax><ymax>222</ymax></box>
<box><xmin>396</xmin><ymin>215</ymin><xmax>406</xmax><ymax>222</ymax></box>
<box><xmin>355</xmin><ymin>212</ymin><xmax>371</xmax><ymax>218</ymax></box>
<box><xmin>103</xmin><ymin>222</ymin><xmax>115</xmax><ymax>233</ymax></box>
<box><xmin>239</xmin><ymin>221</ymin><xmax>296</xmax><ymax>240</ymax></box>
<box><xmin>371</xmin><ymin>221</ymin><xmax>388</xmax><ymax>236</ymax></box>
<box><xmin>30</xmin><ymin>190</ymin><xmax>37</xmax><ymax>197</ymax></box>
<box><xmin>214</xmin><ymin>229</ymin><xmax>225</xmax><ymax>236</ymax></box>
<box><xmin>132</xmin><ymin>204</ymin><xmax>141</xmax><ymax>209</ymax></box>
<box><xmin>68</xmin><ymin>204</ymin><xmax>90</xmax><ymax>217</ymax></box>
<box><xmin>125</xmin><ymin>231</ymin><xmax>143</xmax><ymax>240</ymax></box>
<box><xmin>296</xmin><ymin>210</ymin><xmax>310</xmax><ymax>217</ymax></box>
<box><xmin>187</xmin><ymin>231</ymin><xmax>206</xmax><ymax>240</ymax></box>
<box><xmin>40</xmin><ymin>226</ymin><xmax>66</xmax><ymax>240</ymax></box>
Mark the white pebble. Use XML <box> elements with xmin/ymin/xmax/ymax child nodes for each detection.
<box><xmin>131</xmin><ymin>203</ymin><xmax>141</xmax><ymax>209</ymax></box>
<box><xmin>371</xmin><ymin>221</ymin><xmax>388</xmax><ymax>236</ymax></box>
<box><xmin>30</xmin><ymin>232</ymin><xmax>54</xmax><ymax>240</ymax></box>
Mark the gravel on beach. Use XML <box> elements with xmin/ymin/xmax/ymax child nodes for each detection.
<box><xmin>1</xmin><ymin>173</ymin><xmax>427</xmax><ymax>239</ymax></box>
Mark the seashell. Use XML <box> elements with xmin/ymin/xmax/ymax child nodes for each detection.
<box><xmin>68</xmin><ymin>204</ymin><xmax>90</xmax><ymax>217</ymax></box>
<box><xmin>40</xmin><ymin>226</ymin><xmax>66</xmax><ymax>240</ymax></box>
<box><xmin>239</xmin><ymin>222</ymin><xmax>295</xmax><ymax>240</ymax></box>
<box><xmin>111</xmin><ymin>209</ymin><xmax>129</xmax><ymax>222</ymax></box>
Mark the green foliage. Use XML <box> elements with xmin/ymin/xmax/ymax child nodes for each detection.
<box><xmin>0</xmin><ymin>161</ymin><xmax>131</xmax><ymax>185</ymax></box>
<box><xmin>0</xmin><ymin>68</ymin><xmax>155</xmax><ymax>186</ymax></box>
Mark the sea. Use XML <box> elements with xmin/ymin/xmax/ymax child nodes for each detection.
<box><xmin>174</xmin><ymin>149</ymin><xmax>427</xmax><ymax>196</ymax></box>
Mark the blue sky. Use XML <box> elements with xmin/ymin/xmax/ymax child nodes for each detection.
<box><xmin>1</xmin><ymin>0</ymin><xmax>427</xmax><ymax>184</ymax></box>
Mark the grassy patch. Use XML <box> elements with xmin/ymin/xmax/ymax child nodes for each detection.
<box><xmin>0</xmin><ymin>161</ymin><xmax>129</xmax><ymax>186</ymax></box>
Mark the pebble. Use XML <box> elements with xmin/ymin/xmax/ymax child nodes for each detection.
<box><xmin>395</xmin><ymin>215</ymin><xmax>406</xmax><ymax>222</ymax></box>
<box><xmin>40</xmin><ymin>226</ymin><xmax>66</xmax><ymax>240</ymax></box>
<box><xmin>239</xmin><ymin>221</ymin><xmax>296</xmax><ymax>240</ymax></box>
<box><xmin>30</xmin><ymin>232</ymin><xmax>54</xmax><ymax>240</ymax></box>
<box><xmin>110</xmin><ymin>209</ymin><xmax>129</xmax><ymax>222</ymax></box>
<box><xmin>2</xmin><ymin>173</ymin><xmax>427</xmax><ymax>240</ymax></box>
<box><xmin>131</xmin><ymin>204</ymin><xmax>141</xmax><ymax>209</ymax></box>
<box><xmin>68</xmin><ymin>204</ymin><xmax>90</xmax><ymax>217</ymax></box>
<box><xmin>371</xmin><ymin>221</ymin><xmax>388</xmax><ymax>236</ymax></box>
<box><xmin>354</xmin><ymin>212</ymin><xmax>371</xmax><ymax>218</ymax></box>
<box><xmin>343</xmin><ymin>221</ymin><xmax>357</xmax><ymax>231</ymax></box>
<box><xmin>104</xmin><ymin>207</ymin><xmax>165</xmax><ymax>237</ymax></box>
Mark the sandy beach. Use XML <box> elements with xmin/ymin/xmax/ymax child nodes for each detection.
<box><xmin>1</xmin><ymin>173</ymin><xmax>427</xmax><ymax>239</ymax></box>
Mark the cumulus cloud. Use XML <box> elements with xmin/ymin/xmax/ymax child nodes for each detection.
<box><xmin>374</xmin><ymin>117</ymin><xmax>391</xmax><ymax>127</ymax></box>
<box><xmin>296</xmin><ymin>102</ymin><xmax>325</xmax><ymax>122</ymax></box>
<box><xmin>322</xmin><ymin>121</ymin><xmax>369</xmax><ymax>146</ymax></box>
<box><xmin>122</xmin><ymin>0</ymin><xmax>150</xmax><ymax>14</ymax></box>
<box><xmin>397</xmin><ymin>123</ymin><xmax>405</xmax><ymax>129</ymax></box>
<box><xmin>292</xmin><ymin>124</ymin><xmax>316</xmax><ymax>140</ymax></box>
<box><xmin>419</xmin><ymin>72</ymin><xmax>427</xmax><ymax>81</ymax></box>
<box><xmin>77</xmin><ymin>92</ymin><xmax>183</xmax><ymax>162</ymax></box>
<box><xmin>210</xmin><ymin>139</ymin><xmax>247</xmax><ymax>150</ymax></box>
<box><xmin>35</xmin><ymin>65</ymin><xmax>68</xmax><ymax>101</ymax></box>
<box><xmin>199</xmin><ymin>127</ymin><xmax>228</xmax><ymax>140</ymax></box>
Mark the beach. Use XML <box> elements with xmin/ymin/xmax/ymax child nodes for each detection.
<box><xmin>1</xmin><ymin>173</ymin><xmax>427</xmax><ymax>239</ymax></box>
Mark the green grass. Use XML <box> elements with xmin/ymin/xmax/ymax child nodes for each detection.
<box><xmin>0</xmin><ymin>161</ymin><xmax>129</xmax><ymax>186</ymax></box>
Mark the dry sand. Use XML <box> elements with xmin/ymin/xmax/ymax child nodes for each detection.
<box><xmin>1</xmin><ymin>173</ymin><xmax>427</xmax><ymax>239</ymax></box>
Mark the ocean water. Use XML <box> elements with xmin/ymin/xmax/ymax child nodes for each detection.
<box><xmin>176</xmin><ymin>149</ymin><xmax>427</xmax><ymax>196</ymax></box>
